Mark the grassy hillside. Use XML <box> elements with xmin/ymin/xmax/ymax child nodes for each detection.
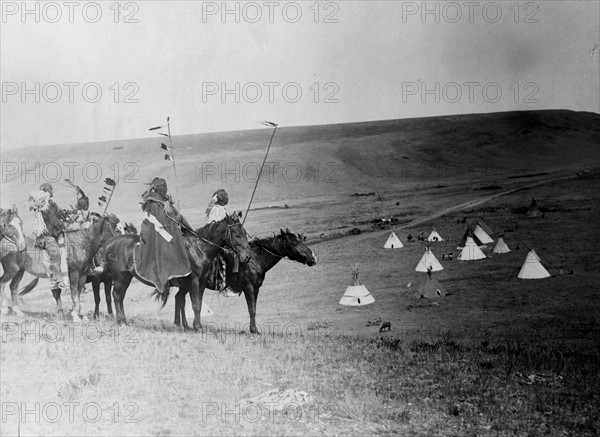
<box><xmin>1</xmin><ymin>110</ymin><xmax>598</xmax><ymax>237</ymax></box>
<box><xmin>1</xmin><ymin>110</ymin><xmax>600</xmax><ymax>435</ymax></box>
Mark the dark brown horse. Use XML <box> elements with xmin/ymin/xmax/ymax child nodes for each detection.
<box><xmin>0</xmin><ymin>206</ymin><xmax>26</xmax><ymax>303</ymax></box>
<box><xmin>1</xmin><ymin>214</ymin><xmax>121</xmax><ymax>320</ymax></box>
<box><xmin>174</xmin><ymin>228</ymin><xmax>317</xmax><ymax>333</ymax></box>
<box><xmin>87</xmin><ymin>222</ymin><xmax>137</xmax><ymax>319</ymax></box>
<box><xmin>104</xmin><ymin>213</ymin><xmax>251</xmax><ymax>330</ymax></box>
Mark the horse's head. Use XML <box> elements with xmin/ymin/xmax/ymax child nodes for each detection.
<box><xmin>223</xmin><ymin>212</ymin><xmax>252</xmax><ymax>263</ymax></box>
<box><xmin>124</xmin><ymin>222</ymin><xmax>138</xmax><ymax>234</ymax></box>
<box><xmin>278</xmin><ymin>228</ymin><xmax>317</xmax><ymax>266</ymax></box>
<box><xmin>0</xmin><ymin>205</ymin><xmax>26</xmax><ymax>251</ymax></box>
<box><xmin>97</xmin><ymin>213</ymin><xmax>122</xmax><ymax>238</ymax></box>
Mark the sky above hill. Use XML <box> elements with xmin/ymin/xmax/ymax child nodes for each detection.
<box><xmin>1</xmin><ymin>1</ymin><xmax>599</xmax><ymax>150</ymax></box>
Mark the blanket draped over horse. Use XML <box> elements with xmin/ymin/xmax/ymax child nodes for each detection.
<box><xmin>134</xmin><ymin>189</ymin><xmax>191</xmax><ymax>293</ymax></box>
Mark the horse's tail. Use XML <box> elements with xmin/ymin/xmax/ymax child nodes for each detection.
<box><xmin>151</xmin><ymin>288</ymin><xmax>170</xmax><ymax>310</ymax></box>
<box><xmin>18</xmin><ymin>278</ymin><xmax>40</xmax><ymax>296</ymax></box>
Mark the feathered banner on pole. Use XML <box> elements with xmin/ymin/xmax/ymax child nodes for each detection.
<box><xmin>149</xmin><ymin>116</ymin><xmax>180</xmax><ymax>209</ymax></box>
<box><xmin>243</xmin><ymin>120</ymin><xmax>279</xmax><ymax>225</ymax></box>
<box><xmin>98</xmin><ymin>177</ymin><xmax>117</xmax><ymax>214</ymax></box>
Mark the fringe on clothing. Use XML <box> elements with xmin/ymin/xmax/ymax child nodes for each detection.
<box><xmin>28</xmin><ymin>190</ymin><xmax>50</xmax><ymax>237</ymax></box>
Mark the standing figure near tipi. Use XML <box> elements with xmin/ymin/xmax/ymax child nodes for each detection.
<box><xmin>136</xmin><ymin>178</ymin><xmax>191</xmax><ymax>294</ymax></box>
<box><xmin>205</xmin><ymin>189</ymin><xmax>239</xmax><ymax>296</ymax></box>
<box><xmin>28</xmin><ymin>183</ymin><xmax>70</xmax><ymax>290</ymax></box>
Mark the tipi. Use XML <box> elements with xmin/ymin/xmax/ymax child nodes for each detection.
<box><xmin>492</xmin><ymin>238</ymin><xmax>511</xmax><ymax>254</ymax></box>
<box><xmin>474</xmin><ymin>216</ymin><xmax>494</xmax><ymax>235</ymax></box>
<box><xmin>384</xmin><ymin>231</ymin><xmax>403</xmax><ymax>249</ymax></box>
<box><xmin>339</xmin><ymin>264</ymin><xmax>375</xmax><ymax>306</ymax></box>
<box><xmin>414</xmin><ymin>269</ymin><xmax>447</xmax><ymax>299</ymax></box>
<box><xmin>473</xmin><ymin>224</ymin><xmax>494</xmax><ymax>245</ymax></box>
<box><xmin>427</xmin><ymin>229</ymin><xmax>444</xmax><ymax>242</ymax></box>
<box><xmin>457</xmin><ymin>226</ymin><xmax>485</xmax><ymax>249</ymax></box>
<box><xmin>518</xmin><ymin>250</ymin><xmax>551</xmax><ymax>279</ymax></box>
<box><xmin>457</xmin><ymin>237</ymin><xmax>487</xmax><ymax>261</ymax></box>
<box><xmin>415</xmin><ymin>247</ymin><xmax>444</xmax><ymax>272</ymax></box>
<box><xmin>527</xmin><ymin>197</ymin><xmax>541</xmax><ymax>217</ymax></box>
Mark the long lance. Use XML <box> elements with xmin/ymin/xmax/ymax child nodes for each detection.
<box><xmin>243</xmin><ymin>121</ymin><xmax>278</xmax><ymax>225</ymax></box>
<box><xmin>167</xmin><ymin>117</ymin><xmax>181</xmax><ymax>210</ymax></box>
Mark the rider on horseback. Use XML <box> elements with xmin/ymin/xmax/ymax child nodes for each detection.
<box><xmin>206</xmin><ymin>189</ymin><xmax>239</xmax><ymax>297</ymax></box>
<box><xmin>28</xmin><ymin>183</ymin><xmax>70</xmax><ymax>290</ymax></box>
<box><xmin>136</xmin><ymin>177</ymin><xmax>192</xmax><ymax>294</ymax></box>
<box><xmin>65</xmin><ymin>185</ymin><xmax>93</xmax><ymax>231</ymax></box>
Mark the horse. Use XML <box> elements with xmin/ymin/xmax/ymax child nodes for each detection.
<box><xmin>0</xmin><ymin>206</ymin><xmax>26</xmax><ymax>251</ymax></box>
<box><xmin>1</xmin><ymin>214</ymin><xmax>121</xmax><ymax>320</ymax></box>
<box><xmin>104</xmin><ymin>213</ymin><xmax>252</xmax><ymax>331</ymax></box>
<box><xmin>174</xmin><ymin>228</ymin><xmax>317</xmax><ymax>334</ymax></box>
<box><xmin>0</xmin><ymin>206</ymin><xmax>26</xmax><ymax>282</ymax></box>
<box><xmin>87</xmin><ymin>222</ymin><xmax>137</xmax><ymax>319</ymax></box>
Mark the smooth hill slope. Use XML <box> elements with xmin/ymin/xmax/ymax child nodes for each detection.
<box><xmin>1</xmin><ymin>110</ymin><xmax>598</xmax><ymax>232</ymax></box>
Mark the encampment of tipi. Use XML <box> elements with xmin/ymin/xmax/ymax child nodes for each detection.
<box><xmin>518</xmin><ymin>250</ymin><xmax>551</xmax><ymax>279</ymax></box>
<box><xmin>384</xmin><ymin>231</ymin><xmax>403</xmax><ymax>249</ymax></box>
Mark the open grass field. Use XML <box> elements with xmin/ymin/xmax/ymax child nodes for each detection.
<box><xmin>1</xmin><ymin>110</ymin><xmax>600</xmax><ymax>436</ymax></box>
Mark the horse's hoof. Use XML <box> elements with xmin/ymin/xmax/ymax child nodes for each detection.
<box><xmin>12</xmin><ymin>307</ymin><xmax>24</xmax><ymax>317</ymax></box>
<box><xmin>81</xmin><ymin>315</ymin><xmax>89</xmax><ymax>323</ymax></box>
<box><xmin>71</xmin><ymin>313</ymin><xmax>81</xmax><ymax>322</ymax></box>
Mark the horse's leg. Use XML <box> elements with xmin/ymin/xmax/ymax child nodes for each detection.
<box><xmin>104</xmin><ymin>277</ymin><xmax>113</xmax><ymax>318</ymax></box>
<box><xmin>69</xmin><ymin>271</ymin><xmax>81</xmax><ymax>322</ymax></box>
<box><xmin>9</xmin><ymin>269</ymin><xmax>26</xmax><ymax>316</ymax></box>
<box><xmin>112</xmin><ymin>272</ymin><xmax>133</xmax><ymax>325</ymax></box>
<box><xmin>51</xmin><ymin>288</ymin><xmax>64</xmax><ymax>315</ymax></box>
<box><xmin>243</xmin><ymin>284</ymin><xmax>260</xmax><ymax>334</ymax></box>
<box><xmin>91</xmin><ymin>276</ymin><xmax>101</xmax><ymax>319</ymax></box>
<box><xmin>188</xmin><ymin>276</ymin><xmax>203</xmax><ymax>332</ymax></box>
<box><xmin>0</xmin><ymin>261</ymin><xmax>18</xmax><ymax>315</ymax></box>
<box><xmin>70</xmin><ymin>272</ymin><xmax>88</xmax><ymax>322</ymax></box>
<box><xmin>174</xmin><ymin>287</ymin><xmax>184</xmax><ymax>327</ymax></box>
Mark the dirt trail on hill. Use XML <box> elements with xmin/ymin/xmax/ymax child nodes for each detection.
<box><xmin>343</xmin><ymin>169</ymin><xmax>595</xmax><ymax>244</ymax></box>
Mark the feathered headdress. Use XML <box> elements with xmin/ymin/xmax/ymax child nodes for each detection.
<box><xmin>28</xmin><ymin>190</ymin><xmax>51</xmax><ymax>212</ymax></box>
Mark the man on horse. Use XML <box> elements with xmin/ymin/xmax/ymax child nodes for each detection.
<box><xmin>206</xmin><ymin>189</ymin><xmax>239</xmax><ymax>297</ymax></box>
<box><xmin>28</xmin><ymin>183</ymin><xmax>70</xmax><ymax>290</ymax></box>
<box><xmin>136</xmin><ymin>177</ymin><xmax>191</xmax><ymax>294</ymax></box>
<box><xmin>65</xmin><ymin>185</ymin><xmax>94</xmax><ymax>231</ymax></box>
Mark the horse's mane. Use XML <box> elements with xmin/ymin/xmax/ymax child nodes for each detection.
<box><xmin>192</xmin><ymin>215</ymin><xmax>237</xmax><ymax>240</ymax></box>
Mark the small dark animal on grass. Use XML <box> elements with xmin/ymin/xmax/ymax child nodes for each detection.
<box><xmin>379</xmin><ymin>321</ymin><xmax>391</xmax><ymax>332</ymax></box>
<box><xmin>407</xmin><ymin>234</ymin><xmax>413</xmax><ymax>242</ymax></box>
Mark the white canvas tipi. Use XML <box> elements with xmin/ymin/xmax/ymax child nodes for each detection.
<box><xmin>415</xmin><ymin>247</ymin><xmax>444</xmax><ymax>272</ymax></box>
<box><xmin>493</xmin><ymin>238</ymin><xmax>511</xmax><ymax>254</ymax></box>
<box><xmin>457</xmin><ymin>237</ymin><xmax>487</xmax><ymax>261</ymax></box>
<box><xmin>427</xmin><ymin>229</ymin><xmax>444</xmax><ymax>242</ymax></box>
<box><xmin>384</xmin><ymin>231</ymin><xmax>403</xmax><ymax>249</ymax></box>
<box><xmin>339</xmin><ymin>264</ymin><xmax>375</xmax><ymax>306</ymax></box>
<box><xmin>414</xmin><ymin>270</ymin><xmax>447</xmax><ymax>299</ymax></box>
<box><xmin>473</xmin><ymin>225</ymin><xmax>494</xmax><ymax>245</ymax></box>
<box><xmin>518</xmin><ymin>250</ymin><xmax>551</xmax><ymax>279</ymax></box>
